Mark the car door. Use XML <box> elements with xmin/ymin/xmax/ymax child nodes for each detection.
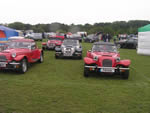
<box><xmin>31</xmin><ymin>42</ymin><xmax>40</xmax><ymax>62</ymax></box>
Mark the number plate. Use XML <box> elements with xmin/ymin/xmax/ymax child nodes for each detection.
<box><xmin>0</xmin><ymin>62</ymin><xmax>7</xmax><ymax>67</ymax></box>
<box><xmin>64</xmin><ymin>53</ymin><xmax>72</xmax><ymax>56</ymax></box>
<box><xmin>101</xmin><ymin>68</ymin><xmax>114</xmax><ymax>72</ymax></box>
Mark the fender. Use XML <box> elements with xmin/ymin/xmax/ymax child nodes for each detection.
<box><xmin>38</xmin><ymin>49</ymin><xmax>43</xmax><ymax>59</ymax></box>
<box><xmin>117</xmin><ymin>60</ymin><xmax>131</xmax><ymax>67</ymax></box>
<box><xmin>86</xmin><ymin>51</ymin><xmax>91</xmax><ymax>58</ymax></box>
<box><xmin>84</xmin><ymin>57</ymin><xmax>96</xmax><ymax>65</ymax></box>
<box><xmin>14</xmin><ymin>55</ymin><xmax>27</xmax><ymax>62</ymax></box>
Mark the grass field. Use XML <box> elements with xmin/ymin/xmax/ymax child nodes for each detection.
<box><xmin>0</xmin><ymin>41</ymin><xmax>150</xmax><ymax>113</ymax></box>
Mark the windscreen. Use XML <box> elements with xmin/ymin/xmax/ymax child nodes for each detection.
<box><xmin>8</xmin><ymin>41</ymin><xmax>31</xmax><ymax>49</ymax></box>
<box><xmin>92</xmin><ymin>44</ymin><xmax>117</xmax><ymax>52</ymax></box>
<box><xmin>63</xmin><ymin>40</ymin><xmax>79</xmax><ymax>46</ymax></box>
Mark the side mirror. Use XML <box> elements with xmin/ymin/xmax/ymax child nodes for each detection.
<box><xmin>88</xmin><ymin>50</ymin><xmax>91</xmax><ymax>52</ymax></box>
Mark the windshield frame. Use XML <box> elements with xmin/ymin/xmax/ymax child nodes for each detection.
<box><xmin>7</xmin><ymin>41</ymin><xmax>32</xmax><ymax>49</ymax></box>
<box><xmin>92</xmin><ymin>44</ymin><xmax>118</xmax><ymax>53</ymax></box>
<box><xmin>63</xmin><ymin>40</ymin><xmax>79</xmax><ymax>46</ymax></box>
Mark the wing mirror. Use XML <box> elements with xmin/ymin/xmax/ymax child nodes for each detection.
<box><xmin>88</xmin><ymin>50</ymin><xmax>91</xmax><ymax>52</ymax></box>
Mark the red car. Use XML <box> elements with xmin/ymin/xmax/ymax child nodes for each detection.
<box><xmin>84</xmin><ymin>42</ymin><xmax>131</xmax><ymax>79</ymax></box>
<box><xmin>42</xmin><ymin>37</ymin><xmax>63</xmax><ymax>50</ymax></box>
<box><xmin>0</xmin><ymin>39</ymin><xmax>43</xmax><ymax>73</ymax></box>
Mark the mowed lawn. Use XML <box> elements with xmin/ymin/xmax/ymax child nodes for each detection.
<box><xmin>0</xmin><ymin>41</ymin><xmax>150</xmax><ymax>113</ymax></box>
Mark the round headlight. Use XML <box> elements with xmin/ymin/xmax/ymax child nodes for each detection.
<box><xmin>93</xmin><ymin>56</ymin><xmax>98</xmax><ymax>61</ymax></box>
<box><xmin>116</xmin><ymin>57</ymin><xmax>120</xmax><ymax>62</ymax></box>
<box><xmin>12</xmin><ymin>53</ymin><xmax>16</xmax><ymax>58</ymax></box>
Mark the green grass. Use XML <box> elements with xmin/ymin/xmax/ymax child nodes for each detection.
<box><xmin>0</xmin><ymin>41</ymin><xmax>150</xmax><ymax>113</ymax></box>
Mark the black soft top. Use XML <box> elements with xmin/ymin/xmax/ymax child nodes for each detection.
<box><xmin>93</xmin><ymin>42</ymin><xmax>115</xmax><ymax>46</ymax></box>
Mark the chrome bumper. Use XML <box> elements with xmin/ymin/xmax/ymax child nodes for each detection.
<box><xmin>85</xmin><ymin>66</ymin><xmax>129</xmax><ymax>70</ymax></box>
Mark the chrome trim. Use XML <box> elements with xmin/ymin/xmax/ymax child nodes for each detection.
<box><xmin>75</xmin><ymin>53</ymin><xmax>82</xmax><ymax>55</ymax></box>
<box><xmin>9</xmin><ymin>63</ymin><xmax>20</xmax><ymax>65</ymax></box>
<box><xmin>85</xmin><ymin>66</ymin><xmax>129</xmax><ymax>70</ymax></box>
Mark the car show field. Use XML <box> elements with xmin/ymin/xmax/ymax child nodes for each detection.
<box><xmin>0</xmin><ymin>41</ymin><xmax>150</xmax><ymax>113</ymax></box>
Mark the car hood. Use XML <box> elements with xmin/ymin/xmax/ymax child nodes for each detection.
<box><xmin>48</xmin><ymin>40</ymin><xmax>62</xmax><ymax>44</ymax></box>
<box><xmin>2</xmin><ymin>48</ymin><xmax>30</xmax><ymax>54</ymax></box>
<box><xmin>0</xmin><ymin>48</ymin><xmax>30</xmax><ymax>60</ymax></box>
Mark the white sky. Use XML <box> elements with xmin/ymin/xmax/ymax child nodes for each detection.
<box><xmin>1</xmin><ymin>0</ymin><xmax>150</xmax><ymax>25</ymax></box>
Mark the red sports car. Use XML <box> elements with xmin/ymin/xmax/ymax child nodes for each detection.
<box><xmin>42</xmin><ymin>37</ymin><xmax>63</xmax><ymax>50</ymax></box>
<box><xmin>0</xmin><ymin>39</ymin><xmax>43</xmax><ymax>73</ymax></box>
<box><xmin>84</xmin><ymin>42</ymin><xmax>131</xmax><ymax>79</ymax></box>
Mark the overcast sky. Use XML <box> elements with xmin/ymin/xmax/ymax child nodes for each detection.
<box><xmin>1</xmin><ymin>0</ymin><xmax>150</xmax><ymax>25</ymax></box>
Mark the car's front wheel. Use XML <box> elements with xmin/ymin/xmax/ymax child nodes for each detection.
<box><xmin>19</xmin><ymin>59</ymin><xmax>28</xmax><ymax>73</ymax></box>
<box><xmin>55</xmin><ymin>55</ymin><xmax>59</xmax><ymax>59</ymax></box>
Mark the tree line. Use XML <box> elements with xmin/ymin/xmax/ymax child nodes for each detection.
<box><xmin>1</xmin><ymin>20</ymin><xmax>150</xmax><ymax>35</ymax></box>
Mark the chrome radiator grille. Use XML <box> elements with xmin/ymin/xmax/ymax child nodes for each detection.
<box><xmin>0</xmin><ymin>55</ymin><xmax>7</xmax><ymax>62</ymax></box>
<box><xmin>102</xmin><ymin>59</ymin><xmax>112</xmax><ymax>67</ymax></box>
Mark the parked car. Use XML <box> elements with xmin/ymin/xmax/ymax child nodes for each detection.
<box><xmin>83</xmin><ymin>42</ymin><xmax>130</xmax><ymax>79</ymax></box>
<box><xmin>116</xmin><ymin>37</ymin><xmax>137</xmax><ymax>49</ymax></box>
<box><xmin>68</xmin><ymin>34</ymin><xmax>82</xmax><ymax>42</ymax></box>
<box><xmin>55</xmin><ymin>39</ymin><xmax>82</xmax><ymax>59</ymax></box>
<box><xmin>84</xmin><ymin>34</ymin><xmax>99</xmax><ymax>43</ymax></box>
<box><xmin>28</xmin><ymin>33</ymin><xmax>43</xmax><ymax>41</ymax></box>
<box><xmin>0</xmin><ymin>39</ymin><xmax>43</xmax><ymax>73</ymax></box>
<box><xmin>42</xmin><ymin>37</ymin><xmax>63</xmax><ymax>50</ymax></box>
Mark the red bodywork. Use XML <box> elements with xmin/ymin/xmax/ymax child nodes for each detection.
<box><xmin>84</xmin><ymin>51</ymin><xmax>130</xmax><ymax>67</ymax></box>
<box><xmin>49</xmin><ymin>35</ymin><xmax>65</xmax><ymax>40</ymax></box>
<box><xmin>0</xmin><ymin>39</ymin><xmax>43</xmax><ymax>69</ymax></box>
<box><xmin>42</xmin><ymin>37</ymin><xmax>63</xmax><ymax>50</ymax></box>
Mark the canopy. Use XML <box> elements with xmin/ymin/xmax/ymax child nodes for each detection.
<box><xmin>138</xmin><ymin>24</ymin><xmax>150</xmax><ymax>32</ymax></box>
<box><xmin>0</xmin><ymin>25</ymin><xmax>18</xmax><ymax>41</ymax></box>
<box><xmin>137</xmin><ymin>24</ymin><xmax>150</xmax><ymax>55</ymax></box>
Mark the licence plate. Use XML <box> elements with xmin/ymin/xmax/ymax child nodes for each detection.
<box><xmin>0</xmin><ymin>62</ymin><xmax>7</xmax><ymax>67</ymax></box>
<box><xmin>64</xmin><ymin>53</ymin><xmax>72</xmax><ymax>56</ymax></box>
<box><xmin>101</xmin><ymin>68</ymin><xmax>114</xmax><ymax>72</ymax></box>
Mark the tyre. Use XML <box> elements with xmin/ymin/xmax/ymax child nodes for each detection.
<box><xmin>42</xmin><ymin>47</ymin><xmax>46</xmax><ymax>50</ymax></box>
<box><xmin>39</xmin><ymin>53</ymin><xmax>44</xmax><ymax>63</ymax></box>
<box><xmin>55</xmin><ymin>55</ymin><xmax>59</xmax><ymax>59</ymax></box>
<box><xmin>79</xmin><ymin>55</ymin><xmax>82</xmax><ymax>59</ymax></box>
<box><xmin>84</xmin><ymin>64</ymin><xmax>89</xmax><ymax>77</ymax></box>
<box><xmin>19</xmin><ymin>59</ymin><xmax>28</xmax><ymax>73</ymax></box>
<box><xmin>122</xmin><ymin>70</ymin><xmax>129</xmax><ymax>79</ymax></box>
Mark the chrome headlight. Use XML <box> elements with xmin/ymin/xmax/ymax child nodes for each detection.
<box><xmin>93</xmin><ymin>55</ymin><xmax>98</xmax><ymax>61</ymax></box>
<box><xmin>116</xmin><ymin>57</ymin><xmax>120</xmax><ymax>62</ymax></box>
<box><xmin>76</xmin><ymin>46</ymin><xmax>80</xmax><ymax>49</ymax></box>
<box><xmin>12</xmin><ymin>53</ymin><xmax>16</xmax><ymax>58</ymax></box>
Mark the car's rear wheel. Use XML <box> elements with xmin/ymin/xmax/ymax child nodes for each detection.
<box><xmin>19</xmin><ymin>59</ymin><xmax>28</xmax><ymax>73</ymax></box>
<box><xmin>39</xmin><ymin>53</ymin><xmax>44</xmax><ymax>63</ymax></box>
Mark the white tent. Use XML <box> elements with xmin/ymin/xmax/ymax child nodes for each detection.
<box><xmin>137</xmin><ymin>24</ymin><xmax>150</xmax><ymax>55</ymax></box>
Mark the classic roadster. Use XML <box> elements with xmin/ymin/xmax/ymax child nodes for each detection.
<box><xmin>55</xmin><ymin>39</ymin><xmax>82</xmax><ymax>59</ymax></box>
<box><xmin>0</xmin><ymin>39</ymin><xmax>43</xmax><ymax>73</ymax></box>
<box><xmin>83</xmin><ymin>42</ymin><xmax>130</xmax><ymax>79</ymax></box>
<box><xmin>42</xmin><ymin>37</ymin><xmax>63</xmax><ymax>50</ymax></box>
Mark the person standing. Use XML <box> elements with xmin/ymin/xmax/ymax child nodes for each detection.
<box><xmin>113</xmin><ymin>35</ymin><xmax>117</xmax><ymax>44</ymax></box>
